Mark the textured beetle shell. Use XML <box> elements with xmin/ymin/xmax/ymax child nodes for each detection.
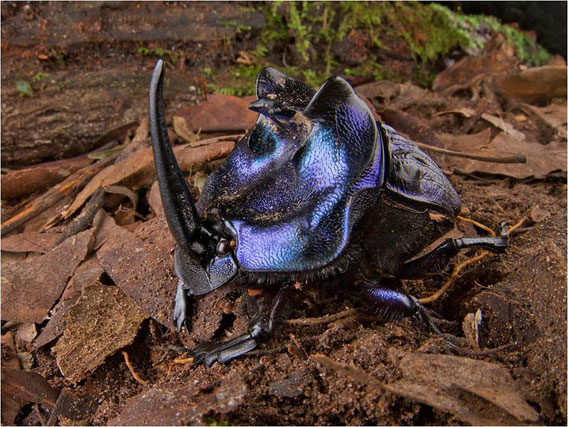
<box><xmin>197</xmin><ymin>67</ymin><xmax>459</xmax><ymax>275</ymax></box>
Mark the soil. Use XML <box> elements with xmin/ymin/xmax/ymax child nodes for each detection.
<box><xmin>1</xmin><ymin>3</ymin><xmax>566</xmax><ymax>426</ymax></box>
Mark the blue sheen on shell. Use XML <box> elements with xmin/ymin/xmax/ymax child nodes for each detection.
<box><xmin>197</xmin><ymin>71</ymin><xmax>384</xmax><ymax>272</ymax></box>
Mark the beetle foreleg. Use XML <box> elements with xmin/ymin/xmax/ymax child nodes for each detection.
<box><xmin>399</xmin><ymin>223</ymin><xmax>508</xmax><ymax>279</ymax></box>
<box><xmin>173</xmin><ymin>279</ymin><xmax>193</xmax><ymax>331</ymax></box>
<box><xmin>191</xmin><ymin>284</ymin><xmax>294</xmax><ymax>366</ymax></box>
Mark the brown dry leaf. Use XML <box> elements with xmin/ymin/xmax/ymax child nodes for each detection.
<box><xmin>1</xmin><ymin>367</ymin><xmax>60</xmax><ymax>425</ymax></box>
<box><xmin>52</xmin><ymin>279</ymin><xmax>146</xmax><ymax>384</ymax></box>
<box><xmin>96</xmin><ymin>216</ymin><xmax>177</xmax><ymax>330</ymax></box>
<box><xmin>433</xmin><ymin>44</ymin><xmax>517</xmax><ymax>94</ymax></box>
<box><xmin>480</xmin><ymin>113</ymin><xmax>526</xmax><ymax>142</ymax></box>
<box><xmin>381</xmin><ymin>108</ymin><xmax>445</xmax><ymax>147</ymax></box>
<box><xmin>146</xmin><ymin>181</ymin><xmax>164</xmax><ymax>217</ymax></box>
<box><xmin>1</xmin><ymin>232</ymin><xmax>61</xmax><ymax>253</ymax></box>
<box><xmin>173</xmin><ymin>115</ymin><xmax>199</xmax><ymax>144</ymax></box>
<box><xmin>392</xmin><ymin>351</ymin><xmax>539</xmax><ymax>424</ymax></box>
<box><xmin>522</xmin><ymin>103</ymin><xmax>567</xmax><ymax>139</ymax></box>
<box><xmin>47</xmin><ymin>388</ymin><xmax>98</xmax><ymax>426</ymax></box>
<box><xmin>111</xmin><ymin>373</ymin><xmax>247</xmax><ymax>425</ymax></box>
<box><xmin>494</xmin><ymin>66</ymin><xmax>567</xmax><ymax>104</ymax></box>
<box><xmin>437</xmin><ymin>109</ymin><xmax>528</xmax><ymax>141</ymax></box>
<box><xmin>438</xmin><ymin>131</ymin><xmax>567</xmax><ymax>179</ymax></box>
<box><xmin>1</xmin><ymin>228</ymin><xmax>95</xmax><ymax>323</ymax></box>
<box><xmin>174</xmin><ymin>94</ymin><xmax>257</xmax><ymax>134</ymax></box>
<box><xmin>63</xmin><ymin>140</ymin><xmax>235</xmax><ymax>220</ymax></box>
<box><xmin>33</xmin><ymin>256</ymin><xmax>104</xmax><ymax>349</ymax></box>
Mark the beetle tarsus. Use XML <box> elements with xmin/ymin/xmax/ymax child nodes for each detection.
<box><xmin>191</xmin><ymin>285</ymin><xmax>293</xmax><ymax>366</ymax></box>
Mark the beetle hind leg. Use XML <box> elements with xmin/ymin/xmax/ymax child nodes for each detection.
<box><xmin>399</xmin><ymin>222</ymin><xmax>508</xmax><ymax>279</ymax></box>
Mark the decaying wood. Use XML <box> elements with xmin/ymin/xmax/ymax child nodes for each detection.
<box><xmin>1</xmin><ymin>70</ymin><xmax>200</xmax><ymax>167</ymax></box>
<box><xmin>1</xmin><ymin>156</ymin><xmax>115</xmax><ymax>236</ymax></box>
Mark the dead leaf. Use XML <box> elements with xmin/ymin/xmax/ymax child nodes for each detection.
<box><xmin>438</xmin><ymin>131</ymin><xmax>567</xmax><ymax>179</ymax></box>
<box><xmin>1</xmin><ymin>155</ymin><xmax>92</xmax><ymax>201</ymax></box>
<box><xmin>96</xmin><ymin>216</ymin><xmax>177</xmax><ymax>330</ymax></box>
<box><xmin>522</xmin><ymin>103</ymin><xmax>567</xmax><ymax>139</ymax></box>
<box><xmin>63</xmin><ymin>139</ymin><xmax>235</xmax><ymax>220</ymax></box>
<box><xmin>494</xmin><ymin>66</ymin><xmax>567</xmax><ymax>104</ymax></box>
<box><xmin>1</xmin><ymin>228</ymin><xmax>95</xmax><ymax>323</ymax></box>
<box><xmin>394</xmin><ymin>351</ymin><xmax>539</xmax><ymax>423</ymax></box>
<box><xmin>110</xmin><ymin>373</ymin><xmax>247</xmax><ymax>425</ymax></box>
<box><xmin>147</xmin><ymin>181</ymin><xmax>164</xmax><ymax>217</ymax></box>
<box><xmin>173</xmin><ymin>115</ymin><xmax>199</xmax><ymax>144</ymax></box>
<box><xmin>381</xmin><ymin>108</ymin><xmax>445</xmax><ymax>147</ymax></box>
<box><xmin>1</xmin><ymin>232</ymin><xmax>61</xmax><ymax>253</ymax></box>
<box><xmin>33</xmin><ymin>256</ymin><xmax>104</xmax><ymax>349</ymax></box>
<box><xmin>1</xmin><ymin>367</ymin><xmax>60</xmax><ymax>424</ymax></box>
<box><xmin>480</xmin><ymin>113</ymin><xmax>526</xmax><ymax>142</ymax></box>
<box><xmin>433</xmin><ymin>47</ymin><xmax>517</xmax><ymax>94</ymax></box>
<box><xmin>52</xmin><ymin>279</ymin><xmax>146</xmax><ymax>383</ymax></box>
<box><xmin>174</xmin><ymin>94</ymin><xmax>257</xmax><ymax>133</ymax></box>
<box><xmin>46</xmin><ymin>388</ymin><xmax>98</xmax><ymax>426</ymax></box>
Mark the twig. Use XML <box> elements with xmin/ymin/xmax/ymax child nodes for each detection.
<box><xmin>287</xmin><ymin>308</ymin><xmax>357</xmax><ymax>326</ymax></box>
<box><xmin>1</xmin><ymin>155</ymin><xmax>115</xmax><ymax>236</ymax></box>
<box><xmin>55</xmin><ymin>188</ymin><xmax>105</xmax><ymax>245</ymax></box>
<box><xmin>122</xmin><ymin>351</ymin><xmax>148</xmax><ymax>385</ymax></box>
<box><xmin>415</xmin><ymin>141</ymin><xmax>527</xmax><ymax>164</ymax></box>
<box><xmin>451</xmin><ymin>342</ymin><xmax>519</xmax><ymax>357</ymax></box>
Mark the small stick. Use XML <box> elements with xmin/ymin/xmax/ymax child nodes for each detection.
<box><xmin>1</xmin><ymin>155</ymin><xmax>115</xmax><ymax>236</ymax></box>
<box><xmin>122</xmin><ymin>351</ymin><xmax>148</xmax><ymax>385</ymax></box>
<box><xmin>451</xmin><ymin>342</ymin><xmax>519</xmax><ymax>357</ymax></box>
<box><xmin>287</xmin><ymin>308</ymin><xmax>357</xmax><ymax>326</ymax></box>
<box><xmin>54</xmin><ymin>188</ymin><xmax>105</xmax><ymax>245</ymax></box>
<box><xmin>415</xmin><ymin>141</ymin><xmax>527</xmax><ymax>164</ymax></box>
<box><xmin>457</xmin><ymin>215</ymin><xmax>496</xmax><ymax>236</ymax></box>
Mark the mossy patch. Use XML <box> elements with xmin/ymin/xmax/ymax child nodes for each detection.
<box><xmin>207</xmin><ymin>1</ymin><xmax>551</xmax><ymax>94</ymax></box>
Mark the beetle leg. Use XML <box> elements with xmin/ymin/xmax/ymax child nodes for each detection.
<box><xmin>399</xmin><ymin>223</ymin><xmax>509</xmax><ymax>279</ymax></box>
<box><xmin>191</xmin><ymin>285</ymin><xmax>294</xmax><ymax>366</ymax></box>
<box><xmin>359</xmin><ymin>283</ymin><xmax>440</xmax><ymax>334</ymax></box>
<box><xmin>173</xmin><ymin>279</ymin><xmax>193</xmax><ymax>331</ymax></box>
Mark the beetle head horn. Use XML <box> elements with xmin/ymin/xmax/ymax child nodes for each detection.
<box><xmin>149</xmin><ymin>60</ymin><xmax>237</xmax><ymax>295</ymax></box>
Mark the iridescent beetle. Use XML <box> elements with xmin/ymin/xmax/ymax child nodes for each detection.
<box><xmin>149</xmin><ymin>60</ymin><xmax>508</xmax><ymax>366</ymax></box>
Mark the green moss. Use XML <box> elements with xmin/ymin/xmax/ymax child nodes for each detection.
<box><xmin>206</xmin><ymin>1</ymin><xmax>551</xmax><ymax>95</ymax></box>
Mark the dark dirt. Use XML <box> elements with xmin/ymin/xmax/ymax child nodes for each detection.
<box><xmin>1</xmin><ymin>2</ymin><xmax>566</xmax><ymax>426</ymax></box>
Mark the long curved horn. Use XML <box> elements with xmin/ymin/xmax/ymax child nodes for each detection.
<box><xmin>149</xmin><ymin>60</ymin><xmax>205</xmax><ymax>257</ymax></box>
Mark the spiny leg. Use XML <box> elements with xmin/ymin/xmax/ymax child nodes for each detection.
<box><xmin>399</xmin><ymin>222</ymin><xmax>508</xmax><ymax>279</ymax></box>
<box><xmin>191</xmin><ymin>284</ymin><xmax>294</xmax><ymax>366</ymax></box>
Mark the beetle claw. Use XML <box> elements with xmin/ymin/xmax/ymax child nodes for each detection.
<box><xmin>173</xmin><ymin>279</ymin><xmax>192</xmax><ymax>332</ymax></box>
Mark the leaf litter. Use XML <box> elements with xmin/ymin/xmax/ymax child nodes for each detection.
<box><xmin>1</xmin><ymin>16</ymin><xmax>566</xmax><ymax>425</ymax></box>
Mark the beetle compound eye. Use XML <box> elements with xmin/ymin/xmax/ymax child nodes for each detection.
<box><xmin>215</xmin><ymin>239</ymin><xmax>231</xmax><ymax>256</ymax></box>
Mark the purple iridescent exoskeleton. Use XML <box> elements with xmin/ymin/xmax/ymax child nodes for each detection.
<box><xmin>197</xmin><ymin>68</ymin><xmax>387</xmax><ymax>273</ymax></box>
<box><xmin>149</xmin><ymin>61</ymin><xmax>508</xmax><ymax>366</ymax></box>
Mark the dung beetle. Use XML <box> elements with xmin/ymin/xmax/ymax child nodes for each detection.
<box><xmin>149</xmin><ymin>60</ymin><xmax>508</xmax><ymax>366</ymax></box>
